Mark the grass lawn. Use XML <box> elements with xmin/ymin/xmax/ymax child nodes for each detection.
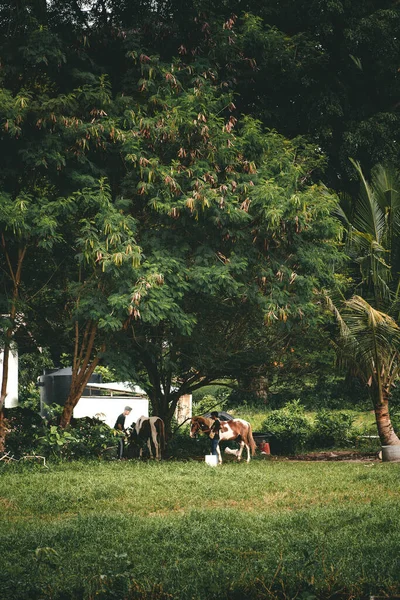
<box><xmin>1</xmin><ymin>458</ymin><xmax>400</xmax><ymax>599</ymax></box>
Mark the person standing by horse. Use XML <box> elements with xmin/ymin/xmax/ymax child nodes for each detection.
<box><xmin>208</xmin><ymin>411</ymin><xmax>221</xmax><ymax>457</ymax></box>
<box><xmin>114</xmin><ymin>406</ymin><xmax>132</xmax><ymax>459</ymax></box>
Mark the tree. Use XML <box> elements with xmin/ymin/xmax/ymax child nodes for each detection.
<box><xmin>84</xmin><ymin>0</ymin><xmax>400</xmax><ymax>193</ymax></box>
<box><xmin>0</xmin><ymin>190</ymin><xmax>65</xmax><ymax>451</ymax></box>
<box><xmin>331</xmin><ymin>296</ymin><xmax>400</xmax><ymax>445</ymax></box>
<box><xmin>97</xmin><ymin>48</ymin><xmax>343</xmax><ymax>432</ymax></box>
<box><xmin>330</xmin><ymin>161</ymin><xmax>400</xmax><ymax>445</ymax></box>
<box><xmin>0</xmin><ymin>2</ymin><xmax>343</xmax><ymax>435</ymax></box>
<box><xmin>55</xmin><ymin>182</ymin><xmax>141</xmax><ymax>428</ymax></box>
<box><xmin>0</xmin><ymin>9</ymin><xmax>142</xmax><ymax>430</ymax></box>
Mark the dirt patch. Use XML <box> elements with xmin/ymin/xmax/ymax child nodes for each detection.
<box><xmin>0</xmin><ymin>497</ymin><xmax>16</xmax><ymax>509</ymax></box>
<box><xmin>281</xmin><ymin>450</ymin><xmax>380</xmax><ymax>462</ymax></box>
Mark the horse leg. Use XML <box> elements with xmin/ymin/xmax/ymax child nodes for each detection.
<box><xmin>147</xmin><ymin>438</ymin><xmax>153</xmax><ymax>459</ymax></box>
<box><xmin>152</xmin><ymin>426</ymin><xmax>160</xmax><ymax>460</ymax></box>
<box><xmin>245</xmin><ymin>443</ymin><xmax>251</xmax><ymax>462</ymax></box>
<box><xmin>216</xmin><ymin>442</ymin><xmax>222</xmax><ymax>464</ymax></box>
<box><xmin>237</xmin><ymin>440</ymin><xmax>245</xmax><ymax>461</ymax></box>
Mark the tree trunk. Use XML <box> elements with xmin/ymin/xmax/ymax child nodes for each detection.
<box><xmin>0</xmin><ymin>341</ymin><xmax>10</xmax><ymax>453</ymax></box>
<box><xmin>59</xmin><ymin>362</ymin><xmax>101</xmax><ymax>428</ymax></box>
<box><xmin>59</xmin><ymin>320</ymin><xmax>104</xmax><ymax>428</ymax></box>
<box><xmin>0</xmin><ymin>411</ymin><xmax>6</xmax><ymax>454</ymax></box>
<box><xmin>147</xmin><ymin>392</ymin><xmax>180</xmax><ymax>440</ymax></box>
<box><xmin>239</xmin><ymin>374</ymin><xmax>268</xmax><ymax>403</ymax></box>
<box><xmin>373</xmin><ymin>387</ymin><xmax>400</xmax><ymax>446</ymax></box>
<box><xmin>0</xmin><ymin>242</ymin><xmax>26</xmax><ymax>453</ymax></box>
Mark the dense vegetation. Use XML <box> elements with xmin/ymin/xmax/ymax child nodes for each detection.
<box><xmin>1</xmin><ymin>0</ymin><xmax>400</xmax><ymax>446</ymax></box>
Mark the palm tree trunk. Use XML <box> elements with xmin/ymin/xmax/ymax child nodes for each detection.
<box><xmin>373</xmin><ymin>387</ymin><xmax>400</xmax><ymax>445</ymax></box>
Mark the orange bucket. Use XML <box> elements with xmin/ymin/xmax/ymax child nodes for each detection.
<box><xmin>259</xmin><ymin>441</ymin><xmax>270</xmax><ymax>454</ymax></box>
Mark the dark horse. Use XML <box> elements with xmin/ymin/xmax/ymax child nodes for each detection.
<box><xmin>129</xmin><ymin>416</ymin><xmax>165</xmax><ymax>460</ymax></box>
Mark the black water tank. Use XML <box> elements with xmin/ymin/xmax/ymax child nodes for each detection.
<box><xmin>38</xmin><ymin>367</ymin><xmax>102</xmax><ymax>416</ymax></box>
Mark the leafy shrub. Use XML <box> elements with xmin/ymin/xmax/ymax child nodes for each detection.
<box><xmin>167</xmin><ymin>426</ymin><xmax>210</xmax><ymax>459</ymax></box>
<box><xmin>262</xmin><ymin>400</ymin><xmax>313</xmax><ymax>455</ymax></box>
<box><xmin>4</xmin><ymin>407</ymin><xmax>47</xmax><ymax>458</ymax></box>
<box><xmin>68</xmin><ymin>417</ymin><xmax>118</xmax><ymax>459</ymax></box>
<box><xmin>311</xmin><ymin>410</ymin><xmax>357</xmax><ymax>449</ymax></box>
<box><xmin>391</xmin><ymin>409</ymin><xmax>400</xmax><ymax>436</ymax></box>
<box><xmin>36</xmin><ymin>418</ymin><xmax>118</xmax><ymax>460</ymax></box>
<box><xmin>226</xmin><ymin>388</ymin><xmax>265</xmax><ymax>408</ymax></box>
<box><xmin>36</xmin><ymin>425</ymin><xmax>79</xmax><ymax>459</ymax></box>
<box><xmin>4</xmin><ymin>408</ymin><xmax>118</xmax><ymax>461</ymax></box>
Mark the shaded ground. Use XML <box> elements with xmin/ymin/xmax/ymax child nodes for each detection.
<box><xmin>281</xmin><ymin>450</ymin><xmax>380</xmax><ymax>462</ymax></box>
<box><xmin>185</xmin><ymin>450</ymin><xmax>381</xmax><ymax>462</ymax></box>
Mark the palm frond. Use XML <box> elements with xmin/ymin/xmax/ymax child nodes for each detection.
<box><xmin>371</xmin><ymin>163</ymin><xmax>400</xmax><ymax>216</ymax></box>
<box><xmin>350</xmin><ymin>158</ymin><xmax>386</xmax><ymax>245</ymax></box>
<box><xmin>342</xmin><ymin>295</ymin><xmax>400</xmax><ymax>381</ymax></box>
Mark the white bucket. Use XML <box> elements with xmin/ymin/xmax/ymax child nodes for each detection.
<box><xmin>205</xmin><ymin>454</ymin><xmax>218</xmax><ymax>466</ymax></box>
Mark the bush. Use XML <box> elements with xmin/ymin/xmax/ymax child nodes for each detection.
<box><xmin>262</xmin><ymin>400</ymin><xmax>313</xmax><ymax>455</ymax></box>
<box><xmin>4</xmin><ymin>408</ymin><xmax>118</xmax><ymax>461</ymax></box>
<box><xmin>36</xmin><ymin>418</ymin><xmax>118</xmax><ymax>460</ymax></box>
<box><xmin>310</xmin><ymin>410</ymin><xmax>357</xmax><ymax>449</ymax></box>
<box><xmin>167</xmin><ymin>426</ymin><xmax>210</xmax><ymax>459</ymax></box>
<box><xmin>4</xmin><ymin>407</ymin><xmax>47</xmax><ymax>458</ymax></box>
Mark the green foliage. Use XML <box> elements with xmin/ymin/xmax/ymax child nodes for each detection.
<box><xmin>391</xmin><ymin>409</ymin><xmax>400</xmax><ymax>435</ymax></box>
<box><xmin>168</xmin><ymin>427</ymin><xmax>210</xmax><ymax>459</ymax></box>
<box><xmin>311</xmin><ymin>410</ymin><xmax>357</xmax><ymax>449</ymax></box>
<box><xmin>37</xmin><ymin>425</ymin><xmax>78</xmax><ymax>458</ymax></box>
<box><xmin>262</xmin><ymin>400</ymin><xmax>313</xmax><ymax>455</ymax></box>
<box><xmin>66</xmin><ymin>419</ymin><xmax>119</xmax><ymax>459</ymax></box>
<box><xmin>18</xmin><ymin>350</ymin><xmax>55</xmax><ymax>412</ymax></box>
<box><xmin>35</xmin><ymin>419</ymin><xmax>119</xmax><ymax>461</ymax></box>
<box><xmin>192</xmin><ymin>390</ymin><xmax>230</xmax><ymax>416</ymax></box>
<box><xmin>262</xmin><ymin>402</ymin><xmax>362</xmax><ymax>454</ymax></box>
<box><xmin>4</xmin><ymin>408</ymin><xmax>117</xmax><ymax>460</ymax></box>
<box><xmin>3</xmin><ymin>407</ymin><xmax>46</xmax><ymax>458</ymax></box>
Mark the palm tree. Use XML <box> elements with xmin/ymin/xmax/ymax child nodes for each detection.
<box><xmin>331</xmin><ymin>161</ymin><xmax>400</xmax><ymax>446</ymax></box>
<box><xmin>329</xmin><ymin>296</ymin><xmax>400</xmax><ymax>445</ymax></box>
<box><xmin>340</xmin><ymin>160</ymin><xmax>400</xmax><ymax>304</ymax></box>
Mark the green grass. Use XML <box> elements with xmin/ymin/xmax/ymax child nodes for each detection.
<box><xmin>1</xmin><ymin>459</ymin><xmax>400</xmax><ymax>600</ymax></box>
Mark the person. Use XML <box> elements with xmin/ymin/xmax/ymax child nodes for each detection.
<box><xmin>114</xmin><ymin>406</ymin><xmax>132</xmax><ymax>459</ymax></box>
<box><xmin>208</xmin><ymin>411</ymin><xmax>221</xmax><ymax>457</ymax></box>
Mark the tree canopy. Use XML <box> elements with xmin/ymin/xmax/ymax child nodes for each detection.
<box><xmin>2</xmin><ymin>0</ymin><xmax>400</xmax><ymax>433</ymax></box>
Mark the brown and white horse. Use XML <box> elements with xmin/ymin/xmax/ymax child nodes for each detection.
<box><xmin>189</xmin><ymin>416</ymin><xmax>256</xmax><ymax>464</ymax></box>
<box><xmin>130</xmin><ymin>416</ymin><xmax>165</xmax><ymax>460</ymax></box>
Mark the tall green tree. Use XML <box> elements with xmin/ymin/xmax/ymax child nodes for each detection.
<box><xmin>0</xmin><ymin>188</ymin><xmax>65</xmax><ymax>450</ymax></box>
<box><xmin>99</xmin><ymin>50</ymin><xmax>343</xmax><ymax>430</ymax></box>
<box><xmin>0</xmin><ymin>1</ymin><xmax>343</xmax><ymax>434</ymax></box>
<box><xmin>56</xmin><ymin>182</ymin><xmax>141</xmax><ymax>428</ymax></box>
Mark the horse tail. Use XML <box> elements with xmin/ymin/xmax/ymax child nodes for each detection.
<box><xmin>158</xmin><ymin>418</ymin><xmax>166</xmax><ymax>452</ymax></box>
<box><xmin>247</xmin><ymin>422</ymin><xmax>256</xmax><ymax>456</ymax></box>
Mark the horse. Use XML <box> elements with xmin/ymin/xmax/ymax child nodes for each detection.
<box><xmin>129</xmin><ymin>416</ymin><xmax>165</xmax><ymax>460</ymax></box>
<box><xmin>189</xmin><ymin>416</ymin><xmax>256</xmax><ymax>464</ymax></box>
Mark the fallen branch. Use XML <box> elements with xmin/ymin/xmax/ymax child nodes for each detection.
<box><xmin>0</xmin><ymin>452</ymin><xmax>48</xmax><ymax>467</ymax></box>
